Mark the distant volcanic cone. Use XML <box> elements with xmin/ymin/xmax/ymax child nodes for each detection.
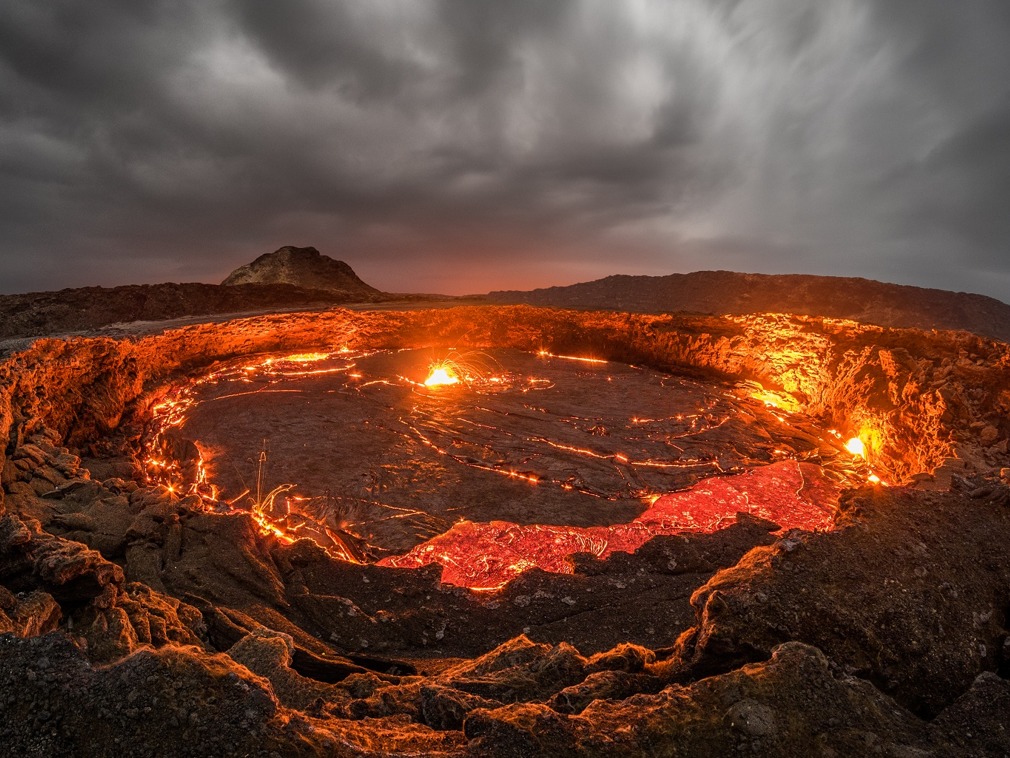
<box><xmin>222</xmin><ymin>245</ymin><xmax>380</xmax><ymax>297</ymax></box>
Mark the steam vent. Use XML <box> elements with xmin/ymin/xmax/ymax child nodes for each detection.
<box><xmin>4</xmin><ymin>302</ymin><xmax>1010</xmax><ymax>755</ymax></box>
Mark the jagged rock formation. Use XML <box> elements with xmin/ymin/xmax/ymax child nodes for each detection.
<box><xmin>2</xmin><ymin>305</ymin><xmax>1010</xmax><ymax>754</ymax></box>
<box><xmin>221</xmin><ymin>246</ymin><xmax>381</xmax><ymax>297</ymax></box>
<box><xmin>489</xmin><ymin>270</ymin><xmax>1010</xmax><ymax>343</ymax></box>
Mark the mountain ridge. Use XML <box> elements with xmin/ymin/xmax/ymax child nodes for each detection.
<box><xmin>488</xmin><ymin>270</ymin><xmax>1010</xmax><ymax>343</ymax></box>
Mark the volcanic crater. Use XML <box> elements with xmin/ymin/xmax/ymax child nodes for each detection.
<box><xmin>146</xmin><ymin>343</ymin><xmax>861</xmax><ymax>589</ymax></box>
<box><xmin>4</xmin><ymin>305</ymin><xmax>1010</xmax><ymax>755</ymax></box>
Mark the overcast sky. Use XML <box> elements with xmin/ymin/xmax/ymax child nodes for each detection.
<box><xmin>2</xmin><ymin>1</ymin><xmax>1009</xmax><ymax>298</ymax></box>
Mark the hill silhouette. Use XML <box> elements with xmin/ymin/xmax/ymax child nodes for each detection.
<box><xmin>489</xmin><ymin>270</ymin><xmax>1010</xmax><ymax>342</ymax></box>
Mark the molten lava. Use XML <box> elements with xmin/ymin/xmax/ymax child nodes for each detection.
<box><xmin>424</xmin><ymin>365</ymin><xmax>460</xmax><ymax>387</ymax></box>
<box><xmin>845</xmin><ymin>437</ymin><xmax>866</xmax><ymax>458</ymax></box>
<box><xmin>380</xmin><ymin>460</ymin><xmax>840</xmax><ymax>590</ymax></box>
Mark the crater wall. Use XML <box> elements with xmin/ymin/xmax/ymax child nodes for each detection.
<box><xmin>2</xmin><ymin>306</ymin><xmax>1008</xmax><ymax>487</ymax></box>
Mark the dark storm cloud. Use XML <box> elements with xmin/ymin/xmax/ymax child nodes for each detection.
<box><xmin>890</xmin><ymin>100</ymin><xmax>1010</xmax><ymax>253</ymax></box>
<box><xmin>1</xmin><ymin>0</ymin><xmax>1009</xmax><ymax>296</ymax></box>
<box><xmin>231</xmin><ymin>1</ymin><xmax>419</xmax><ymax>99</ymax></box>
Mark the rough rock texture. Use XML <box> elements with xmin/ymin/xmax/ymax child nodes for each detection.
<box><xmin>675</xmin><ymin>485</ymin><xmax>1010</xmax><ymax>717</ymax></box>
<box><xmin>6</xmin><ymin>629</ymin><xmax>1003</xmax><ymax>757</ymax></box>
<box><xmin>490</xmin><ymin>269</ymin><xmax>1010</xmax><ymax>343</ymax></box>
<box><xmin>0</xmin><ymin>633</ymin><xmax>329</xmax><ymax>757</ymax></box>
<box><xmin>3</xmin><ymin>306</ymin><xmax>1009</xmax><ymax>484</ymax></box>
<box><xmin>221</xmin><ymin>246</ymin><xmax>381</xmax><ymax>297</ymax></box>
<box><xmin>0</xmin><ymin>467</ymin><xmax>205</xmax><ymax>663</ymax></box>
<box><xmin>2</xmin><ymin>305</ymin><xmax>1010</xmax><ymax>754</ymax></box>
<box><xmin>464</xmin><ymin>642</ymin><xmax>951</xmax><ymax>757</ymax></box>
<box><xmin>0</xmin><ymin>282</ymin><xmax>384</xmax><ymax>342</ymax></box>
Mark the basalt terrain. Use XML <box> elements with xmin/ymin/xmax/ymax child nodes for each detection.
<box><xmin>0</xmin><ymin>247</ymin><xmax>391</xmax><ymax>344</ymax></box>
<box><xmin>0</xmin><ymin>281</ymin><xmax>381</xmax><ymax>344</ymax></box>
<box><xmin>2</xmin><ymin>305</ymin><xmax>1010</xmax><ymax>756</ymax></box>
<box><xmin>489</xmin><ymin>270</ymin><xmax>1010</xmax><ymax>343</ymax></box>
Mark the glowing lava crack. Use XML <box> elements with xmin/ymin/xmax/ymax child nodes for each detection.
<box><xmin>380</xmin><ymin>460</ymin><xmax>839</xmax><ymax>590</ymax></box>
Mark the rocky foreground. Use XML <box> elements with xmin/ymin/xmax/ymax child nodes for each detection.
<box><xmin>2</xmin><ymin>306</ymin><xmax>1010</xmax><ymax>755</ymax></box>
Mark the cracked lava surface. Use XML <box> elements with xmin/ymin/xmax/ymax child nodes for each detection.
<box><xmin>8</xmin><ymin>306</ymin><xmax>1010</xmax><ymax>755</ymax></box>
<box><xmin>147</xmin><ymin>347</ymin><xmax>863</xmax><ymax>589</ymax></box>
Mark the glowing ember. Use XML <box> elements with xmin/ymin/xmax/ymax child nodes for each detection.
<box><xmin>845</xmin><ymin>437</ymin><xmax>866</xmax><ymax>458</ymax></box>
<box><xmin>379</xmin><ymin>460</ymin><xmax>840</xmax><ymax>590</ymax></box>
<box><xmin>424</xmin><ymin>365</ymin><xmax>460</xmax><ymax>387</ymax></box>
<box><xmin>421</xmin><ymin>351</ymin><xmax>505</xmax><ymax>388</ymax></box>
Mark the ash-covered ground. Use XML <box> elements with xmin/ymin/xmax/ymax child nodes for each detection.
<box><xmin>3</xmin><ymin>305</ymin><xmax>1010</xmax><ymax>756</ymax></box>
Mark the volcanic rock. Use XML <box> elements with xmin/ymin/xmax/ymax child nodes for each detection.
<box><xmin>489</xmin><ymin>270</ymin><xmax>1010</xmax><ymax>343</ymax></box>
<box><xmin>0</xmin><ymin>589</ymin><xmax>60</xmax><ymax>637</ymax></box>
<box><xmin>0</xmin><ymin>282</ymin><xmax>389</xmax><ymax>343</ymax></box>
<box><xmin>226</xmin><ymin>629</ymin><xmax>353</xmax><ymax>711</ymax></box>
<box><xmin>676</xmin><ymin>485</ymin><xmax>1010</xmax><ymax>717</ymax></box>
<box><xmin>4</xmin><ymin>304</ymin><xmax>1010</xmax><ymax>754</ymax></box>
<box><xmin>0</xmin><ymin>633</ymin><xmax>313</xmax><ymax>757</ymax></box>
<box><xmin>221</xmin><ymin>245</ymin><xmax>380</xmax><ymax>297</ymax></box>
